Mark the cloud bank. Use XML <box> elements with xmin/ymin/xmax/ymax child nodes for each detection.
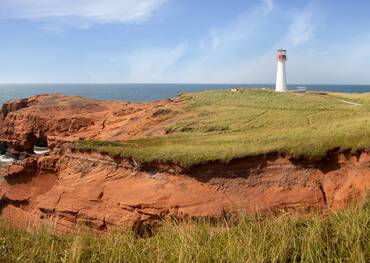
<box><xmin>1</xmin><ymin>0</ymin><xmax>370</xmax><ymax>84</ymax></box>
<box><xmin>117</xmin><ymin>0</ymin><xmax>370</xmax><ymax>84</ymax></box>
<box><xmin>119</xmin><ymin>0</ymin><xmax>278</xmax><ymax>83</ymax></box>
<box><xmin>0</xmin><ymin>0</ymin><xmax>168</xmax><ymax>27</ymax></box>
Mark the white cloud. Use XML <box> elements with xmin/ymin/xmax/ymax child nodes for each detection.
<box><xmin>288</xmin><ymin>11</ymin><xmax>315</xmax><ymax>46</ymax></box>
<box><xmin>260</xmin><ymin>0</ymin><xmax>274</xmax><ymax>14</ymax></box>
<box><xmin>0</xmin><ymin>0</ymin><xmax>168</xmax><ymax>28</ymax></box>
<box><xmin>12</xmin><ymin>0</ymin><xmax>366</xmax><ymax>85</ymax></box>
<box><xmin>91</xmin><ymin>0</ymin><xmax>335</xmax><ymax>85</ymax></box>
<box><xmin>125</xmin><ymin>44</ymin><xmax>187</xmax><ymax>82</ymax></box>
<box><xmin>200</xmin><ymin>30</ymin><xmax>221</xmax><ymax>52</ymax></box>
<box><xmin>120</xmin><ymin>0</ymin><xmax>277</xmax><ymax>83</ymax></box>
<box><xmin>171</xmin><ymin>1</ymin><xmax>277</xmax><ymax>83</ymax></box>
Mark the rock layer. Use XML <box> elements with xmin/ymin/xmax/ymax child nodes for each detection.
<box><xmin>1</xmin><ymin>148</ymin><xmax>369</xmax><ymax>233</ymax></box>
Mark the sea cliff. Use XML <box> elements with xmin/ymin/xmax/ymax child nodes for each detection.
<box><xmin>0</xmin><ymin>91</ymin><xmax>369</xmax><ymax>233</ymax></box>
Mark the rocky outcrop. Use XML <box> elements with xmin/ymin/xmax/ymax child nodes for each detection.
<box><xmin>0</xmin><ymin>94</ymin><xmax>178</xmax><ymax>153</ymax></box>
<box><xmin>1</xmin><ymin>96</ymin><xmax>39</xmax><ymax>118</ymax></box>
<box><xmin>1</xmin><ymin>148</ymin><xmax>369</xmax><ymax>233</ymax></box>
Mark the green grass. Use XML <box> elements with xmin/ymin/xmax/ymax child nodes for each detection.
<box><xmin>1</xmin><ymin>202</ymin><xmax>369</xmax><ymax>263</ymax></box>
<box><xmin>73</xmin><ymin>89</ymin><xmax>370</xmax><ymax>166</ymax></box>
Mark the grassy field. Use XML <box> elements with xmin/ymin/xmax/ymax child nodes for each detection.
<box><xmin>0</xmin><ymin>202</ymin><xmax>369</xmax><ymax>263</ymax></box>
<box><xmin>74</xmin><ymin>90</ymin><xmax>370</xmax><ymax>166</ymax></box>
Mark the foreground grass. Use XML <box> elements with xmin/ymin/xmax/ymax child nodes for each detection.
<box><xmin>73</xmin><ymin>89</ymin><xmax>370</xmax><ymax>166</ymax></box>
<box><xmin>0</xmin><ymin>203</ymin><xmax>369</xmax><ymax>263</ymax></box>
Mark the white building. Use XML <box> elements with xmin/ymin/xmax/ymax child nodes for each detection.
<box><xmin>276</xmin><ymin>49</ymin><xmax>288</xmax><ymax>92</ymax></box>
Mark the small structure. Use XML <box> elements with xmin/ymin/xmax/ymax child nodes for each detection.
<box><xmin>276</xmin><ymin>48</ymin><xmax>288</xmax><ymax>92</ymax></box>
<box><xmin>230</xmin><ymin>88</ymin><xmax>240</xmax><ymax>92</ymax></box>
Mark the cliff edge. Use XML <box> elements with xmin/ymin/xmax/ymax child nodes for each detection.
<box><xmin>1</xmin><ymin>91</ymin><xmax>369</xmax><ymax>233</ymax></box>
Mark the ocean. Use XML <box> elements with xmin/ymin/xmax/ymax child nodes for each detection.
<box><xmin>1</xmin><ymin>83</ymin><xmax>370</xmax><ymax>177</ymax></box>
<box><xmin>1</xmin><ymin>83</ymin><xmax>370</xmax><ymax>106</ymax></box>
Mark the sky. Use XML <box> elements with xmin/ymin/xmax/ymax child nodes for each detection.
<box><xmin>0</xmin><ymin>0</ymin><xmax>369</xmax><ymax>84</ymax></box>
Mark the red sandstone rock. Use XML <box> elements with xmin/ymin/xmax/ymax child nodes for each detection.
<box><xmin>0</xmin><ymin>94</ymin><xmax>178</xmax><ymax>152</ymax></box>
<box><xmin>1</xmin><ymin>205</ymin><xmax>39</xmax><ymax>229</ymax></box>
<box><xmin>1</xmin><ymin>148</ymin><xmax>369</xmax><ymax>233</ymax></box>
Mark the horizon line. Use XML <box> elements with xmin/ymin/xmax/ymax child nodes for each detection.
<box><xmin>0</xmin><ymin>83</ymin><xmax>370</xmax><ymax>86</ymax></box>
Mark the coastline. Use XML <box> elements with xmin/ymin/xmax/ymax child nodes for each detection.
<box><xmin>1</xmin><ymin>83</ymin><xmax>370</xmax><ymax>107</ymax></box>
<box><xmin>0</xmin><ymin>91</ymin><xmax>369</xmax><ymax>234</ymax></box>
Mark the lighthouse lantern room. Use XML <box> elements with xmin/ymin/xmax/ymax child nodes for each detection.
<box><xmin>275</xmin><ymin>48</ymin><xmax>288</xmax><ymax>92</ymax></box>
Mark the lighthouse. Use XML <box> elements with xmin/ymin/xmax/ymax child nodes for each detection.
<box><xmin>276</xmin><ymin>48</ymin><xmax>288</xmax><ymax>92</ymax></box>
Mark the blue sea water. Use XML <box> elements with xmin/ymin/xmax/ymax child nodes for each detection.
<box><xmin>1</xmin><ymin>83</ymin><xmax>370</xmax><ymax>106</ymax></box>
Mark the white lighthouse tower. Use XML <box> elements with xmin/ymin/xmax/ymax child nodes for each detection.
<box><xmin>275</xmin><ymin>48</ymin><xmax>288</xmax><ymax>92</ymax></box>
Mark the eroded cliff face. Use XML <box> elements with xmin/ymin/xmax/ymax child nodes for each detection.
<box><xmin>0</xmin><ymin>94</ymin><xmax>178</xmax><ymax>153</ymax></box>
<box><xmin>0</xmin><ymin>94</ymin><xmax>369</xmax><ymax>233</ymax></box>
<box><xmin>1</xmin><ymin>148</ymin><xmax>369</xmax><ymax>233</ymax></box>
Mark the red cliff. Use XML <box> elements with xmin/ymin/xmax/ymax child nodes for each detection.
<box><xmin>0</xmin><ymin>94</ymin><xmax>369</xmax><ymax>233</ymax></box>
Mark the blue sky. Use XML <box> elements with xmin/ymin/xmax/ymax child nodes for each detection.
<box><xmin>0</xmin><ymin>0</ymin><xmax>369</xmax><ymax>84</ymax></box>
